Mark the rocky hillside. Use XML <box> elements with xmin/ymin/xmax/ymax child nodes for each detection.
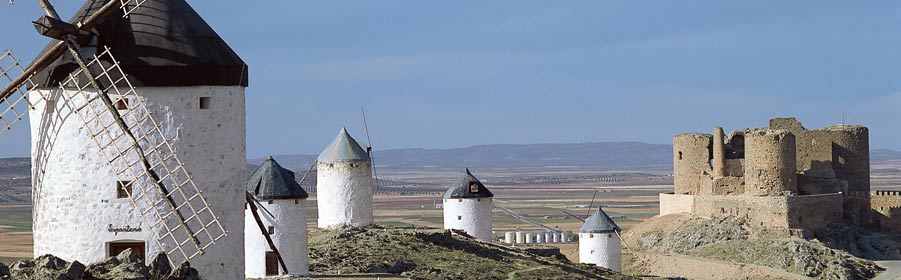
<box><xmin>308</xmin><ymin>227</ymin><xmax>641</xmax><ymax>280</ymax></box>
<box><xmin>0</xmin><ymin>249</ymin><xmax>199</xmax><ymax>280</ymax></box>
<box><xmin>623</xmin><ymin>214</ymin><xmax>882</xmax><ymax>280</ymax></box>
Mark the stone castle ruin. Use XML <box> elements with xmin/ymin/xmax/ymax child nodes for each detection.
<box><xmin>661</xmin><ymin>117</ymin><xmax>901</xmax><ymax>235</ymax></box>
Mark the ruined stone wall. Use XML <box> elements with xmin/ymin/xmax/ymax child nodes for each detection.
<box><xmin>825</xmin><ymin>125</ymin><xmax>870</xmax><ymax>193</ymax></box>
<box><xmin>673</xmin><ymin>133</ymin><xmax>712</xmax><ymax>195</ymax></box>
<box><xmin>786</xmin><ymin>194</ymin><xmax>843</xmax><ymax>230</ymax></box>
<box><xmin>700</xmin><ymin>176</ymin><xmax>744</xmax><ymax>195</ymax></box>
<box><xmin>658</xmin><ymin>193</ymin><xmax>694</xmax><ymax>216</ymax></box>
<box><xmin>691</xmin><ymin>193</ymin><xmax>842</xmax><ymax>231</ymax></box>
<box><xmin>744</xmin><ymin>129</ymin><xmax>797</xmax><ymax>195</ymax></box>
<box><xmin>693</xmin><ymin>195</ymin><xmax>790</xmax><ymax>229</ymax></box>
<box><xmin>846</xmin><ymin>192</ymin><xmax>901</xmax><ymax>234</ymax></box>
<box><xmin>724</xmin><ymin>159</ymin><xmax>744</xmax><ymax>177</ymax></box>
<box><xmin>768</xmin><ymin>118</ymin><xmax>834</xmax><ymax>177</ymax></box>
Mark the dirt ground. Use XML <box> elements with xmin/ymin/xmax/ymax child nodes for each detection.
<box><xmin>627</xmin><ymin>252</ymin><xmax>812</xmax><ymax>280</ymax></box>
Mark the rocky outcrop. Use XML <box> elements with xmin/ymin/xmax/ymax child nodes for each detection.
<box><xmin>0</xmin><ymin>250</ymin><xmax>199</xmax><ymax>280</ymax></box>
<box><xmin>625</xmin><ymin>214</ymin><xmax>881</xmax><ymax>280</ymax></box>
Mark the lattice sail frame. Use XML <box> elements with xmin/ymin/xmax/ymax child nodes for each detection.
<box><xmin>56</xmin><ymin>46</ymin><xmax>227</xmax><ymax>264</ymax></box>
<box><xmin>0</xmin><ymin>50</ymin><xmax>42</xmax><ymax>135</ymax></box>
<box><xmin>119</xmin><ymin>0</ymin><xmax>148</xmax><ymax>17</ymax></box>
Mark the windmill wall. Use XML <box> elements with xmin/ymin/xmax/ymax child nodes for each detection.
<box><xmin>578</xmin><ymin>232</ymin><xmax>622</xmax><ymax>272</ymax></box>
<box><xmin>245</xmin><ymin>199</ymin><xmax>309</xmax><ymax>277</ymax></box>
<box><xmin>29</xmin><ymin>86</ymin><xmax>246</xmax><ymax>280</ymax></box>
<box><xmin>443</xmin><ymin>197</ymin><xmax>494</xmax><ymax>241</ymax></box>
<box><xmin>317</xmin><ymin>161</ymin><xmax>373</xmax><ymax>229</ymax></box>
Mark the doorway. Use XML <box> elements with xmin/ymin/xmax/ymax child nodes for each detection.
<box><xmin>265</xmin><ymin>251</ymin><xmax>279</xmax><ymax>276</ymax></box>
<box><xmin>109</xmin><ymin>241</ymin><xmax>146</xmax><ymax>262</ymax></box>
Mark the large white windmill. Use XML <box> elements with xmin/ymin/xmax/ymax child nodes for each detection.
<box><xmin>0</xmin><ymin>0</ymin><xmax>247</xmax><ymax>279</ymax></box>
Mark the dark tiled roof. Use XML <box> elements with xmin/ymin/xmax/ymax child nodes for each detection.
<box><xmin>246</xmin><ymin>157</ymin><xmax>308</xmax><ymax>200</ymax></box>
<box><xmin>30</xmin><ymin>0</ymin><xmax>248</xmax><ymax>88</ymax></box>
<box><xmin>443</xmin><ymin>169</ymin><xmax>494</xmax><ymax>199</ymax></box>
<box><xmin>318</xmin><ymin>128</ymin><xmax>370</xmax><ymax>162</ymax></box>
<box><xmin>579</xmin><ymin>207</ymin><xmax>620</xmax><ymax>233</ymax></box>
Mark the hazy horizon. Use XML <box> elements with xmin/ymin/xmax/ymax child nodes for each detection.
<box><xmin>2</xmin><ymin>1</ymin><xmax>899</xmax><ymax>158</ymax></box>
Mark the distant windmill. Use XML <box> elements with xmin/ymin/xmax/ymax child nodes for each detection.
<box><xmin>0</xmin><ymin>0</ymin><xmax>247</xmax><ymax>277</ymax></box>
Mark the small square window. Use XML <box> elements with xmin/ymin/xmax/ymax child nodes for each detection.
<box><xmin>199</xmin><ymin>97</ymin><xmax>211</xmax><ymax>109</ymax></box>
<box><xmin>115</xmin><ymin>98</ymin><xmax>129</xmax><ymax>110</ymax></box>
<box><xmin>470</xmin><ymin>182</ymin><xmax>479</xmax><ymax>193</ymax></box>
<box><xmin>268</xmin><ymin>226</ymin><xmax>275</xmax><ymax>235</ymax></box>
<box><xmin>457</xmin><ymin>216</ymin><xmax>462</xmax><ymax>220</ymax></box>
<box><xmin>116</xmin><ymin>181</ymin><xmax>132</xmax><ymax>198</ymax></box>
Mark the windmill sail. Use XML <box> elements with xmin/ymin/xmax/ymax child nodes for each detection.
<box><xmin>119</xmin><ymin>0</ymin><xmax>149</xmax><ymax>17</ymax></box>
<box><xmin>55</xmin><ymin>46</ymin><xmax>227</xmax><ymax>264</ymax></box>
<box><xmin>0</xmin><ymin>50</ymin><xmax>42</xmax><ymax>134</ymax></box>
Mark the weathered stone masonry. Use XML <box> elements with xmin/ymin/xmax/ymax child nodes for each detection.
<box><xmin>662</xmin><ymin>117</ymin><xmax>896</xmax><ymax>234</ymax></box>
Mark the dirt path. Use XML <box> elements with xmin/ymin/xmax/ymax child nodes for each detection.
<box><xmin>875</xmin><ymin>261</ymin><xmax>901</xmax><ymax>280</ymax></box>
<box><xmin>630</xmin><ymin>252</ymin><xmax>811</xmax><ymax>280</ymax></box>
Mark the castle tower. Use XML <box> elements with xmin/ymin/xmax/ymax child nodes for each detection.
<box><xmin>744</xmin><ymin>129</ymin><xmax>797</xmax><ymax>195</ymax></box>
<box><xmin>316</xmin><ymin>128</ymin><xmax>373</xmax><ymax>229</ymax></box>
<box><xmin>27</xmin><ymin>1</ymin><xmax>247</xmax><ymax>278</ymax></box>
<box><xmin>825</xmin><ymin>125</ymin><xmax>870</xmax><ymax>193</ymax></box>
<box><xmin>245</xmin><ymin>157</ymin><xmax>309</xmax><ymax>277</ymax></box>
<box><xmin>578</xmin><ymin>207</ymin><xmax>622</xmax><ymax>272</ymax></box>
<box><xmin>673</xmin><ymin>133</ymin><xmax>713</xmax><ymax>195</ymax></box>
<box><xmin>442</xmin><ymin>169</ymin><xmax>495</xmax><ymax>241</ymax></box>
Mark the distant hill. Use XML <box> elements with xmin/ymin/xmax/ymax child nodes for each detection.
<box><xmin>871</xmin><ymin>149</ymin><xmax>901</xmax><ymax>162</ymax></box>
<box><xmin>249</xmin><ymin>142</ymin><xmax>674</xmax><ymax>170</ymax></box>
<box><xmin>251</xmin><ymin>144</ymin><xmax>901</xmax><ymax>171</ymax></box>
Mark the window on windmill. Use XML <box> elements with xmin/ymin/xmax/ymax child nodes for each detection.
<box><xmin>116</xmin><ymin>181</ymin><xmax>132</xmax><ymax>198</ymax></box>
<box><xmin>199</xmin><ymin>97</ymin><xmax>211</xmax><ymax>109</ymax></box>
<box><xmin>457</xmin><ymin>216</ymin><xmax>462</xmax><ymax>220</ymax></box>
<box><xmin>115</xmin><ymin>97</ymin><xmax>129</xmax><ymax>110</ymax></box>
<box><xmin>470</xmin><ymin>182</ymin><xmax>479</xmax><ymax>193</ymax></box>
<box><xmin>268</xmin><ymin>226</ymin><xmax>275</xmax><ymax>235</ymax></box>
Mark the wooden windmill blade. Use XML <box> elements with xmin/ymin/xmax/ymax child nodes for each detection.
<box><xmin>55</xmin><ymin>46</ymin><xmax>228</xmax><ymax>265</ymax></box>
<box><xmin>119</xmin><ymin>0</ymin><xmax>149</xmax><ymax>17</ymax></box>
<box><xmin>245</xmin><ymin>192</ymin><xmax>289</xmax><ymax>274</ymax></box>
<box><xmin>0</xmin><ymin>50</ymin><xmax>42</xmax><ymax>135</ymax></box>
<box><xmin>0</xmin><ymin>0</ymin><xmax>230</xmax><ymax>266</ymax></box>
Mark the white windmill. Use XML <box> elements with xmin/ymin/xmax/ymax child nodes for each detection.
<box><xmin>316</xmin><ymin>128</ymin><xmax>373</xmax><ymax>229</ymax></box>
<box><xmin>245</xmin><ymin>157</ymin><xmax>310</xmax><ymax>278</ymax></box>
<box><xmin>578</xmin><ymin>207</ymin><xmax>622</xmax><ymax>272</ymax></box>
<box><xmin>442</xmin><ymin>169</ymin><xmax>494</xmax><ymax>241</ymax></box>
<box><xmin>0</xmin><ymin>0</ymin><xmax>247</xmax><ymax>278</ymax></box>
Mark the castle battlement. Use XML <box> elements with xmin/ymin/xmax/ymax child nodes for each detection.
<box><xmin>660</xmin><ymin>117</ymin><xmax>901</xmax><ymax>233</ymax></box>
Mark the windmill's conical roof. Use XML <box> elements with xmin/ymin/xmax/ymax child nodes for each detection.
<box><xmin>443</xmin><ymin>169</ymin><xmax>494</xmax><ymax>199</ymax></box>
<box><xmin>29</xmin><ymin>0</ymin><xmax>247</xmax><ymax>88</ymax></box>
<box><xmin>579</xmin><ymin>207</ymin><xmax>620</xmax><ymax>233</ymax></box>
<box><xmin>318</xmin><ymin>128</ymin><xmax>371</xmax><ymax>162</ymax></box>
<box><xmin>246</xmin><ymin>157</ymin><xmax>308</xmax><ymax>200</ymax></box>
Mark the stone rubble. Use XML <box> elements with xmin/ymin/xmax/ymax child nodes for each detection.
<box><xmin>0</xmin><ymin>249</ymin><xmax>199</xmax><ymax>280</ymax></box>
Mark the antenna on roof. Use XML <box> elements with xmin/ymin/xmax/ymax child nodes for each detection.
<box><xmin>361</xmin><ymin>106</ymin><xmax>380</xmax><ymax>191</ymax></box>
<box><xmin>842</xmin><ymin>109</ymin><xmax>846</xmax><ymax>127</ymax></box>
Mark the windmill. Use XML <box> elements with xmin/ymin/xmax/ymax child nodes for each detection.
<box><xmin>1</xmin><ymin>0</ymin><xmax>248</xmax><ymax>277</ymax></box>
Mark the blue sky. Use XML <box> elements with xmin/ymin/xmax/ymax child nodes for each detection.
<box><xmin>1</xmin><ymin>1</ymin><xmax>899</xmax><ymax>158</ymax></box>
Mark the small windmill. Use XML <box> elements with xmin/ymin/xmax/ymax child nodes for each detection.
<box><xmin>1</xmin><ymin>0</ymin><xmax>233</xmax><ymax>267</ymax></box>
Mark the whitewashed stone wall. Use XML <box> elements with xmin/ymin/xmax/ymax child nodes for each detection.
<box><xmin>317</xmin><ymin>161</ymin><xmax>373</xmax><ymax>229</ymax></box>
<box><xmin>245</xmin><ymin>199</ymin><xmax>309</xmax><ymax>277</ymax></box>
<box><xmin>579</xmin><ymin>232</ymin><xmax>622</xmax><ymax>272</ymax></box>
<box><xmin>29</xmin><ymin>86</ymin><xmax>246</xmax><ymax>280</ymax></box>
<box><xmin>442</xmin><ymin>197</ymin><xmax>494</xmax><ymax>241</ymax></box>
